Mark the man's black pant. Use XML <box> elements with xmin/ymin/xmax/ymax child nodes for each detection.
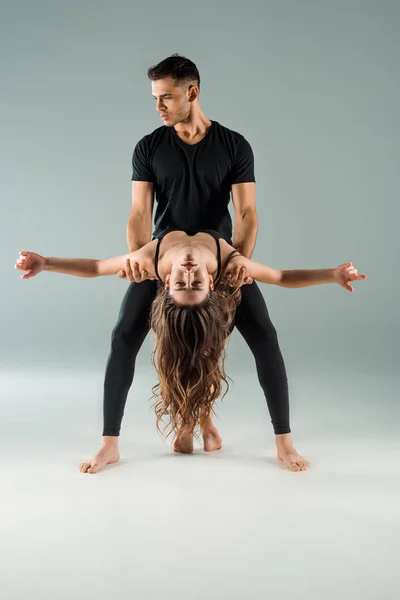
<box><xmin>103</xmin><ymin>280</ymin><xmax>291</xmax><ymax>437</ymax></box>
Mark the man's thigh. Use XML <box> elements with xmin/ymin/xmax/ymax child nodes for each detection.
<box><xmin>113</xmin><ymin>280</ymin><xmax>159</xmax><ymax>338</ymax></box>
<box><xmin>233</xmin><ymin>282</ymin><xmax>277</xmax><ymax>334</ymax></box>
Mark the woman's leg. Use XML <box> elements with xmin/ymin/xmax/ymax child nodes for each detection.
<box><xmin>173</xmin><ymin>401</ymin><xmax>222</xmax><ymax>454</ymax></box>
<box><xmin>234</xmin><ymin>282</ymin><xmax>309</xmax><ymax>471</ymax></box>
<box><xmin>200</xmin><ymin>408</ymin><xmax>223</xmax><ymax>452</ymax></box>
<box><xmin>80</xmin><ymin>280</ymin><xmax>158</xmax><ymax>474</ymax></box>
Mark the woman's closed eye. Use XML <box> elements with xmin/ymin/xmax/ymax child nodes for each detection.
<box><xmin>175</xmin><ymin>281</ymin><xmax>203</xmax><ymax>289</ymax></box>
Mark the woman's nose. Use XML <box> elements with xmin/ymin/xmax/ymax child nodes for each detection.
<box><xmin>185</xmin><ymin>270</ymin><xmax>194</xmax><ymax>286</ymax></box>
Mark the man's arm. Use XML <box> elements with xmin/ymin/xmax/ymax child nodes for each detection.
<box><xmin>127</xmin><ymin>181</ymin><xmax>155</xmax><ymax>252</ymax></box>
<box><xmin>231</xmin><ymin>182</ymin><xmax>258</xmax><ymax>259</ymax></box>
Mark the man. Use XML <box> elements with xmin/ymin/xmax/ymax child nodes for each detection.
<box><xmin>79</xmin><ymin>54</ymin><xmax>309</xmax><ymax>474</ymax></box>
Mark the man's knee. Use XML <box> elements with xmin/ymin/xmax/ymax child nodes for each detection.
<box><xmin>109</xmin><ymin>282</ymin><xmax>155</xmax><ymax>356</ymax></box>
<box><xmin>110</xmin><ymin>320</ymin><xmax>148</xmax><ymax>357</ymax></box>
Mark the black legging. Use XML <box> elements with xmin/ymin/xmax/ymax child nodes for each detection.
<box><xmin>103</xmin><ymin>280</ymin><xmax>290</xmax><ymax>437</ymax></box>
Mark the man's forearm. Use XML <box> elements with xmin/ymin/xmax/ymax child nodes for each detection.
<box><xmin>232</xmin><ymin>212</ymin><xmax>258</xmax><ymax>259</ymax></box>
<box><xmin>127</xmin><ymin>214</ymin><xmax>153</xmax><ymax>252</ymax></box>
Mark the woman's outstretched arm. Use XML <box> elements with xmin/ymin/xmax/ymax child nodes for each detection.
<box><xmin>14</xmin><ymin>251</ymin><xmax>135</xmax><ymax>279</ymax></box>
<box><xmin>229</xmin><ymin>257</ymin><xmax>367</xmax><ymax>293</ymax></box>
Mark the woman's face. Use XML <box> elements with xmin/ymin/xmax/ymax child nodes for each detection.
<box><xmin>166</xmin><ymin>257</ymin><xmax>213</xmax><ymax>305</ymax></box>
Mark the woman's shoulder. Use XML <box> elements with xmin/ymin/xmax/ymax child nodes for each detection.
<box><xmin>219</xmin><ymin>239</ymin><xmax>244</xmax><ymax>265</ymax></box>
<box><xmin>129</xmin><ymin>239</ymin><xmax>158</xmax><ymax>271</ymax></box>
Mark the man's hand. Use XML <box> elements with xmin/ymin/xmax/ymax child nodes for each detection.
<box><xmin>117</xmin><ymin>268</ymin><xmax>128</xmax><ymax>279</ymax></box>
<box><xmin>223</xmin><ymin>265</ymin><xmax>253</xmax><ymax>288</ymax></box>
<box><xmin>333</xmin><ymin>262</ymin><xmax>367</xmax><ymax>292</ymax></box>
<box><xmin>119</xmin><ymin>258</ymin><xmax>157</xmax><ymax>283</ymax></box>
<box><xmin>15</xmin><ymin>251</ymin><xmax>46</xmax><ymax>279</ymax></box>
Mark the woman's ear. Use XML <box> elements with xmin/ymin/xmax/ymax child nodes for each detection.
<box><xmin>209</xmin><ymin>274</ymin><xmax>214</xmax><ymax>290</ymax></box>
<box><xmin>165</xmin><ymin>274</ymin><xmax>170</xmax><ymax>288</ymax></box>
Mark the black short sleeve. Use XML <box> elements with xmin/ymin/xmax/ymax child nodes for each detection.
<box><xmin>231</xmin><ymin>136</ymin><xmax>256</xmax><ymax>185</ymax></box>
<box><xmin>131</xmin><ymin>136</ymin><xmax>156</xmax><ymax>182</ymax></box>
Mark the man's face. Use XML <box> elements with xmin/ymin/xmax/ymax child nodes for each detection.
<box><xmin>151</xmin><ymin>77</ymin><xmax>192</xmax><ymax>126</ymax></box>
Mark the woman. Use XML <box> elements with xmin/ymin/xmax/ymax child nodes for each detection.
<box><xmin>15</xmin><ymin>228</ymin><xmax>367</xmax><ymax>448</ymax></box>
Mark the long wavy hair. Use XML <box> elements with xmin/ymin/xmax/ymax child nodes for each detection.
<box><xmin>150</xmin><ymin>279</ymin><xmax>241</xmax><ymax>441</ymax></box>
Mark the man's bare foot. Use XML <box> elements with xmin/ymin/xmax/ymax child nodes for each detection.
<box><xmin>275</xmin><ymin>433</ymin><xmax>310</xmax><ymax>472</ymax></box>
<box><xmin>276</xmin><ymin>447</ymin><xmax>310</xmax><ymax>471</ymax></box>
<box><xmin>79</xmin><ymin>444</ymin><xmax>120</xmax><ymax>474</ymax></box>
<box><xmin>201</xmin><ymin>425</ymin><xmax>222</xmax><ymax>452</ymax></box>
<box><xmin>173</xmin><ymin>431</ymin><xmax>194</xmax><ymax>454</ymax></box>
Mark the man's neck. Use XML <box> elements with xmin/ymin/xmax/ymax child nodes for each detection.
<box><xmin>173</xmin><ymin>109</ymin><xmax>212</xmax><ymax>143</ymax></box>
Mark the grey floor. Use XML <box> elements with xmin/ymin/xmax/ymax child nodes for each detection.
<box><xmin>1</xmin><ymin>368</ymin><xmax>399</xmax><ymax>600</ymax></box>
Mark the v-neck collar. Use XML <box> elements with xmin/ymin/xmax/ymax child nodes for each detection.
<box><xmin>171</xmin><ymin>121</ymin><xmax>214</xmax><ymax>148</ymax></box>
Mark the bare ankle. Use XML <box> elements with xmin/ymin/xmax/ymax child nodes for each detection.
<box><xmin>102</xmin><ymin>436</ymin><xmax>119</xmax><ymax>447</ymax></box>
<box><xmin>275</xmin><ymin>433</ymin><xmax>293</xmax><ymax>446</ymax></box>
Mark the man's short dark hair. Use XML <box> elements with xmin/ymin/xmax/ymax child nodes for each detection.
<box><xmin>147</xmin><ymin>54</ymin><xmax>200</xmax><ymax>90</ymax></box>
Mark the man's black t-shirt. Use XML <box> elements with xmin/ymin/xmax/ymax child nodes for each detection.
<box><xmin>131</xmin><ymin>121</ymin><xmax>255</xmax><ymax>243</ymax></box>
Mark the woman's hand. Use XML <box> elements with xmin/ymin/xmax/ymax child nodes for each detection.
<box><xmin>223</xmin><ymin>265</ymin><xmax>253</xmax><ymax>288</ymax></box>
<box><xmin>15</xmin><ymin>251</ymin><xmax>46</xmax><ymax>279</ymax></box>
<box><xmin>333</xmin><ymin>262</ymin><xmax>367</xmax><ymax>292</ymax></box>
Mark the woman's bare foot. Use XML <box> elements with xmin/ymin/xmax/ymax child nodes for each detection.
<box><xmin>201</xmin><ymin>425</ymin><xmax>222</xmax><ymax>452</ymax></box>
<box><xmin>275</xmin><ymin>433</ymin><xmax>309</xmax><ymax>472</ymax></box>
<box><xmin>173</xmin><ymin>431</ymin><xmax>194</xmax><ymax>454</ymax></box>
<box><xmin>79</xmin><ymin>441</ymin><xmax>120</xmax><ymax>474</ymax></box>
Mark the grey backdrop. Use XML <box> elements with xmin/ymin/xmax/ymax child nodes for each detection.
<box><xmin>1</xmin><ymin>3</ymin><xmax>400</xmax><ymax>599</ymax></box>
<box><xmin>1</xmin><ymin>0</ymin><xmax>398</xmax><ymax>376</ymax></box>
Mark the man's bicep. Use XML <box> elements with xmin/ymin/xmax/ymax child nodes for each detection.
<box><xmin>231</xmin><ymin>136</ymin><xmax>256</xmax><ymax>185</ymax></box>
<box><xmin>130</xmin><ymin>181</ymin><xmax>154</xmax><ymax>219</ymax></box>
<box><xmin>231</xmin><ymin>182</ymin><xmax>257</xmax><ymax>216</ymax></box>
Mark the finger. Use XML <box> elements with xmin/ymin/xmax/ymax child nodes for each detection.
<box><xmin>117</xmin><ymin>270</ymin><xmax>127</xmax><ymax>279</ymax></box>
<box><xmin>132</xmin><ymin>262</ymin><xmax>142</xmax><ymax>283</ymax></box>
<box><xmin>344</xmin><ymin>282</ymin><xmax>354</xmax><ymax>292</ymax></box>
<box><xmin>141</xmin><ymin>270</ymin><xmax>148</xmax><ymax>282</ymax></box>
<box><xmin>236</xmin><ymin>267</ymin><xmax>246</xmax><ymax>286</ymax></box>
<box><xmin>244</xmin><ymin>277</ymin><xmax>253</xmax><ymax>284</ymax></box>
<box><xmin>223</xmin><ymin>273</ymin><xmax>232</xmax><ymax>285</ymax></box>
<box><xmin>125</xmin><ymin>259</ymin><xmax>135</xmax><ymax>282</ymax></box>
<box><xmin>19</xmin><ymin>251</ymin><xmax>28</xmax><ymax>257</ymax></box>
<box><xmin>21</xmin><ymin>270</ymin><xmax>33</xmax><ymax>279</ymax></box>
<box><xmin>231</xmin><ymin>266</ymin><xmax>241</xmax><ymax>285</ymax></box>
